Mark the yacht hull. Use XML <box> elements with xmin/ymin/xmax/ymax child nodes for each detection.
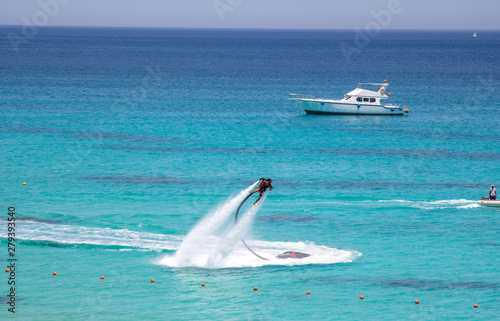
<box><xmin>298</xmin><ymin>99</ymin><xmax>405</xmax><ymax>115</ymax></box>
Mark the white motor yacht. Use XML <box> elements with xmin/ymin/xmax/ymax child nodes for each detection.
<box><xmin>290</xmin><ymin>80</ymin><xmax>408</xmax><ymax>115</ymax></box>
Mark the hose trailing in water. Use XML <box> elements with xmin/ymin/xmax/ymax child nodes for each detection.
<box><xmin>235</xmin><ymin>192</ymin><xmax>268</xmax><ymax>261</ymax></box>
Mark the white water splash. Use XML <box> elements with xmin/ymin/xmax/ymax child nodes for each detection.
<box><xmin>159</xmin><ymin>181</ymin><xmax>261</xmax><ymax>268</ymax></box>
<box><xmin>158</xmin><ymin>183</ymin><xmax>360</xmax><ymax>269</ymax></box>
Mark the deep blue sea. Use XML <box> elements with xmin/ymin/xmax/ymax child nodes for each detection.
<box><xmin>1</xmin><ymin>27</ymin><xmax>499</xmax><ymax>320</ymax></box>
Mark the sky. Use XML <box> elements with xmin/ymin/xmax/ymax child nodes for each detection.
<box><xmin>0</xmin><ymin>0</ymin><xmax>498</xmax><ymax>30</ymax></box>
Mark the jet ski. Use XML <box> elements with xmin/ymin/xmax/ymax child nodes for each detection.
<box><xmin>477</xmin><ymin>198</ymin><xmax>500</xmax><ymax>207</ymax></box>
<box><xmin>276</xmin><ymin>251</ymin><xmax>310</xmax><ymax>259</ymax></box>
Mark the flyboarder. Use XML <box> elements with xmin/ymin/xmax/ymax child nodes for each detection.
<box><xmin>251</xmin><ymin>178</ymin><xmax>273</xmax><ymax>206</ymax></box>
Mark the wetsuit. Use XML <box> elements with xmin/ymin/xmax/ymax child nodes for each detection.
<box><xmin>257</xmin><ymin>180</ymin><xmax>272</xmax><ymax>194</ymax></box>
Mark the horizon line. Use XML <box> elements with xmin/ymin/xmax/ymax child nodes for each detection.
<box><xmin>0</xmin><ymin>24</ymin><xmax>498</xmax><ymax>32</ymax></box>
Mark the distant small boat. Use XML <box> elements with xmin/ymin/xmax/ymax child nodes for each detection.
<box><xmin>477</xmin><ymin>199</ymin><xmax>500</xmax><ymax>207</ymax></box>
<box><xmin>289</xmin><ymin>80</ymin><xmax>409</xmax><ymax>115</ymax></box>
<box><xmin>473</xmin><ymin>33</ymin><xmax>478</xmax><ymax>37</ymax></box>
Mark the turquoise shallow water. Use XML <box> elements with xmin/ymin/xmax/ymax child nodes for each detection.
<box><xmin>1</xmin><ymin>27</ymin><xmax>499</xmax><ymax>320</ymax></box>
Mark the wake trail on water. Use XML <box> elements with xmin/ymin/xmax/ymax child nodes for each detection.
<box><xmin>4</xmin><ymin>220</ymin><xmax>182</xmax><ymax>251</ymax></box>
<box><xmin>378</xmin><ymin>199</ymin><xmax>480</xmax><ymax>209</ymax></box>
<box><xmin>322</xmin><ymin>199</ymin><xmax>479</xmax><ymax>210</ymax></box>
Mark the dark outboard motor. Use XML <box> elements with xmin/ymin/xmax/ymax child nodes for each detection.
<box><xmin>276</xmin><ymin>251</ymin><xmax>310</xmax><ymax>259</ymax></box>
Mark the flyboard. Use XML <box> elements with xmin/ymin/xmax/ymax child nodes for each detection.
<box><xmin>235</xmin><ymin>188</ymin><xmax>311</xmax><ymax>260</ymax></box>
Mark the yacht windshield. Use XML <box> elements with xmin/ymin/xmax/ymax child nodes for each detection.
<box><xmin>357</xmin><ymin>83</ymin><xmax>384</xmax><ymax>92</ymax></box>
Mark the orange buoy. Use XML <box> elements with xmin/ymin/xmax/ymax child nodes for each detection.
<box><xmin>474</xmin><ymin>304</ymin><xmax>478</xmax><ymax>308</ymax></box>
<box><xmin>23</xmin><ymin>182</ymin><xmax>26</xmax><ymax>185</ymax></box>
<box><xmin>201</xmin><ymin>283</ymin><xmax>205</xmax><ymax>287</ymax></box>
<box><xmin>6</xmin><ymin>269</ymin><xmax>10</xmax><ymax>272</ymax></box>
<box><xmin>100</xmin><ymin>276</ymin><xmax>104</xmax><ymax>280</ymax></box>
<box><xmin>306</xmin><ymin>291</ymin><xmax>311</xmax><ymax>295</ymax></box>
<box><xmin>53</xmin><ymin>272</ymin><xmax>57</xmax><ymax>276</ymax></box>
<box><xmin>151</xmin><ymin>279</ymin><xmax>155</xmax><ymax>283</ymax></box>
<box><xmin>415</xmin><ymin>300</ymin><xmax>419</xmax><ymax>304</ymax></box>
<box><xmin>254</xmin><ymin>287</ymin><xmax>258</xmax><ymax>291</ymax></box>
<box><xmin>360</xmin><ymin>296</ymin><xmax>364</xmax><ymax>300</ymax></box>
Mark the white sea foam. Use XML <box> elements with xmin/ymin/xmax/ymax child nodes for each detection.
<box><xmin>319</xmin><ymin>199</ymin><xmax>479</xmax><ymax>210</ymax></box>
<box><xmin>159</xmin><ymin>237</ymin><xmax>360</xmax><ymax>268</ymax></box>
<box><xmin>378</xmin><ymin>199</ymin><xmax>479</xmax><ymax>209</ymax></box>
<box><xmin>8</xmin><ymin>221</ymin><xmax>182</xmax><ymax>251</ymax></box>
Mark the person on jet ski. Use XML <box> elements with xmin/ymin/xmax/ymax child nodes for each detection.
<box><xmin>251</xmin><ymin>178</ymin><xmax>273</xmax><ymax>206</ymax></box>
